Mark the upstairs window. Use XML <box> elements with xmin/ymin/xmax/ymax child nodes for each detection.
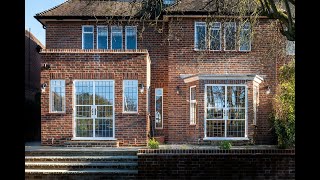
<box><xmin>224</xmin><ymin>22</ymin><xmax>236</xmax><ymax>51</ymax></box>
<box><xmin>50</xmin><ymin>80</ymin><xmax>65</xmax><ymax>113</ymax></box>
<box><xmin>125</xmin><ymin>26</ymin><xmax>137</xmax><ymax>49</ymax></box>
<box><xmin>97</xmin><ymin>26</ymin><xmax>108</xmax><ymax>49</ymax></box>
<box><xmin>194</xmin><ymin>22</ymin><xmax>207</xmax><ymax>50</ymax></box>
<box><xmin>239</xmin><ymin>22</ymin><xmax>251</xmax><ymax>51</ymax></box>
<box><xmin>82</xmin><ymin>25</ymin><xmax>94</xmax><ymax>49</ymax></box>
<box><xmin>210</xmin><ymin>22</ymin><xmax>221</xmax><ymax>51</ymax></box>
<box><xmin>111</xmin><ymin>26</ymin><xmax>123</xmax><ymax>50</ymax></box>
<box><xmin>163</xmin><ymin>0</ymin><xmax>175</xmax><ymax>5</ymax></box>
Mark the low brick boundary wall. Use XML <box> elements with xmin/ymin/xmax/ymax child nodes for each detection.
<box><xmin>138</xmin><ymin>149</ymin><xmax>295</xmax><ymax>179</ymax></box>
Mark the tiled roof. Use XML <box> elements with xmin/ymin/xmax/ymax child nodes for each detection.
<box><xmin>164</xmin><ymin>0</ymin><xmax>258</xmax><ymax>15</ymax></box>
<box><xmin>35</xmin><ymin>0</ymin><xmax>143</xmax><ymax>18</ymax></box>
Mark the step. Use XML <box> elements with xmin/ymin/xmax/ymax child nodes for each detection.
<box><xmin>25</xmin><ymin>162</ymin><xmax>138</xmax><ymax>170</ymax></box>
<box><xmin>25</xmin><ymin>155</ymin><xmax>138</xmax><ymax>162</ymax></box>
<box><xmin>25</xmin><ymin>169</ymin><xmax>138</xmax><ymax>175</ymax></box>
<box><xmin>25</xmin><ymin>150</ymin><xmax>138</xmax><ymax>156</ymax></box>
<box><xmin>64</xmin><ymin>140</ymin><xmax>119</xmax><ymax>147</ymax></box>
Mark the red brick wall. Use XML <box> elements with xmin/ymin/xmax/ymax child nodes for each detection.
<box><xmin>42</xmin><ymin>17</ymin><xmax>290</xmax><ymax>145</ymax></box>
<box><xmin>40</xmin><ymin>52</ymin><xmax>149</xmax><ymax>146</ymax></box>
<box><xmin>165</xmin><ymin>17</ymin><xmax>288</xmax><ymax>144</ymax></box>
<box><xmin>138</xmin><ymin>149</ymin><xmax>295</xmax><ymax>179</ymax></box>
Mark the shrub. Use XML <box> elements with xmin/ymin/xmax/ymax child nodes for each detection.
<box><xmin>219</xmin><ymin>141</ymin><xmax>232</xmax><ymax>150</ymax></box>
<box><xmin>272</xmin><ymin>60</ymin><xmax>295</xmax><ymax>149</ymax></box>
<box><xmin>148</xmin><ymin>138</ymin><xmax>159</xmax><ymax>149</ymax></box>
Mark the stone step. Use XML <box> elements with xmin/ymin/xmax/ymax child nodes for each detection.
<box><xmin>25</xmin><ymin>169</ymin><xmax>138</xmax><ymax>175</ymax></box>
<box><xmin>25</xmin><ymin>150</ymin><xmax>138</xmax><ymax>156</ymax></box>
<box><xmin>64</xmin><ymin>140</ymin><xmax>119</xmax><ymax>147</ymax></box>
<box><xmin>25</xmin><ymin>162</ymin><xmax>138</xmax><ymax>170</ymax></box>
<box><xmin>25</xmin><ymin>155</ymin><xmax>138</xmax><ymax>162</ymax></box>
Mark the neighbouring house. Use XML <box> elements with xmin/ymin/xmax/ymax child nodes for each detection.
<box><xmin>34</xmin><ymin>0</ymin><xmax>293</xmax><ymax>147</ymax></box>
<box><xmin>25</xmin><ymin>29</ymin><xmax>44</xmax><ymax>142</ymax></box>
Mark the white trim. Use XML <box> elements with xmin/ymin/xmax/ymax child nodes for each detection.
<box><xmin>204</xmin><ymin>84</ymin><xmax>248</xmax><ymax>139</ymax></box>
<box><xmin>125</xmin><ymin>26</ymin><xmax>137</xmax><ymax>50</ymax></box>
<box><xmin>239</xmin><ymin>22</ymin><xmax>252</xmax><ymax>52</ymax></box>
<box><xmin>72</xmin><ymin>137</ymin><xmax>117</xmax><ymax>141</ymax></box>
<box><xmin>73</xmin><ymin>80</ymin><xmax>115</xmax><ymax>139</ymax></box>
<box><xmin>224</xmin><ymin>22</ymin><xmax>237</xmax><ymax>51</ymax></box>
<box><xmin>82</xmin><ymin>25</ymin><xmax>94</xmax><ymax>49</ymax></box>
<box><xmin>203</xmin><ymin>137</ymin><xmax>249</xmax><ymax>141</ymax></box>
<box><xmin>189</xmin><ymin>86</ymin><xmax>197</xmax><ymax>125</ymax></box>
<box><xmin>209</xmin><ymin>22</ymin><xmax>221</xmax><ymax>51</ymax></box>
<box><xmin>97</xmin><ymin>26</ymin><xmax>108</xmax><ymax>49</ymax></box>
<box><xmin>111</xmin><ymin>26</ymin><xmax>123</xmax><ymax>50</ymax></box>
<box><xmin>181</xmin><ymin>74</ymin><xmax>264</xmax><ymax>84</ymax></box>
<box><xmin>194</xmin><ymin>22</ymin><xmax>207</xmax><ymax>50</ymax></box>
<box><xmin>155</xmin><ymin>88</ymin><xmax>164</xmax><ymax>129</ymax></box>
<box><xmin>49</xmin><ymin>79</ymin><xmax>66</xmax><ymax>113</ymax></box>
<box><xmin>122</xmin><ymin>80</ymin><xmax>139</xmax><ymax>113</ymax></box>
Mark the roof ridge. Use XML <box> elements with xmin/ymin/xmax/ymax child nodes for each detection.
<box><xmin>36</xmin><ymin>0</ymin><xmax>72</xmax><ymax>16</ymax></box>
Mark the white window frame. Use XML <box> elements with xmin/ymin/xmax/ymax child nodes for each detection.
<box><xmin>122</xmin><ymin>80</ymin><xmax>138</xmax><ymax>113</ymax></box>
<box><xmin>253</xmin><ymin>85</ymin><xmax>259</xmax><ymax>125</ymax></box>
<box><xmin>190</xmin><ymin>86</ymin><xmax>197</xmax><ymax>125</ymax></box>
<box><xmin>72</xmin><ymin>80</ymin><xmax>116</xmax><ymax>140</ymax></box>
<box><xmin>125</xmin><ymin>26</ymin><xmax>137</xmax><ymax>50</ymax></box>
<box><xmin>224</xmin><ymin>22</ymin><xmax>237</xmax><ymax>51</ymax></box>
<box><xmin>194</xmin><ymin>22</ymin><xmax>207</xmax><ymax>50</ymax></box>
<box><xmin>97</xmin><ymin>26</ymin><xmax>108</xmax><ymax>49</ymax></box>
<box><xmin>111</xmin><ymin>26</ymin><xmax>123</xmax><ymax>50</ymax></box>
<box><xmin>50</xmin><ymin>79</ymin><xmax>66</xmax><ymax>113</ymax></box>
<box><xmin>209</xmin><ymin>22</ymin><xmax>221</xmax><ymax>51</ymax></box>
<box><xmin>203</xmin><ymin>84</ymin><xmax>248</xmax><ymax>140</ymax></box>
<box><xmin>82</xmin><ymin>25</ymin><xmax>94</xmax><ymax>49</ymax></box>
<box><xmin>155</xmin><ymin>88</ymin><xmax>163</xmax><ymax>129</ymax></box>
<box><xmin>239</xmin><ymin>22</ymin><xmax>251</xmax><ymax>52</ymax></box>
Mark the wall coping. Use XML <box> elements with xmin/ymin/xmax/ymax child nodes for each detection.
<box><xmin>40</xmin><ymin>49</ymin><xmax>149</xmax><ymax>54</ymax></box>
<box><xmin>138</xmin><ymin>148</ymin><xmax>295</xmax><ymax>155</ymax></box>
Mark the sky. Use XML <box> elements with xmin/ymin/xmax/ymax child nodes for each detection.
<box><xmin>25</xmin><ymin>0</ymin><xmax>66</xmax><ymax>47</ymax></box>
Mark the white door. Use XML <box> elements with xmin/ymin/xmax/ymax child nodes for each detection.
<box><xmin>205</xmin><ymin>85</ymin><xmax>247</xmax><ymax>139</ymax></box>
<box><xmin>74</xmin><ymin>80</ymin><xmax>115</xmax><ymax>139</ymax></box>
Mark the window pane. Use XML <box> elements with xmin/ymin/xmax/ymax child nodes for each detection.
<box><xmin>83</xmin><ymin>26</ymin><xmax>93</xmax><ymax>32</ymax></box>
<box><xmin>155</xmin><ymin>88</ymin><xmax>163</xmax><ymax>128</ymax></box>
<box><xmin>190</xmin><ymin>87</ymin><xmax>196</xmax><ymax>100</ymax></box>
<box><xmin>97</xmin><ymin>26</ymin><xmax>108</xmax><ymax>49</ymax></box>
<box><xmin>123</xmin><ymin>80</ymin><xmax>138</xmax><ymax>112</ymax></box>
<box><xmin>50</xmin><ymin>80</ymin><xmax>65</xmax><ymax>112</ymax></box>
<box><xmin>239</xmin><ymin>23</ymin><xmax>251</xmax><ymax>51</ymax></box>
<box><xmin>227</xmin><ymin>86</ymin><xmax>245</xmax><ymax>108</ymax></box>
<box><xmin>225</xmin><ymin>22</ymin><xmax>236</xmax><ymax>50</ymax></box>
<box><xmin>210</xmin><ymin>29</ymin><xmax>221</xmax><ymax>50</ymax></box>
<box><xmin>76</xmin><ymin>119</ymin><xmax>93</xmax><ymax>137</ymax></box>
<box><xmin>227</xmin><ymin>120</ymin><xmax>245</xmax><ymax>137</ymax></box>
<box><xmin>206</xmin><ymin>120</ymin><xmax>225</xmax><ymax>137</ymax></box>
<box><xmin>195</xmin><ymin>23</ymin><xmax>206</xmax><ymax>50</ymax></box>
<box><xmin>83</xmin><ymin>33</ymin><xmax>94</xmax><ymax>49</ymax></box>
<box><xmin>112</xmin><ymin>26</ymin><xmax>122</xmax><ymax>50</ymax></box>
<box><xmin>126</xmin><ymin>26</ymin><xmax>137</xmax><ymax>49</ymax></box>
<box><xmin>95</xmin><ymin>119</ymin><xmax>113</xmax><ymax>137</ymax></box>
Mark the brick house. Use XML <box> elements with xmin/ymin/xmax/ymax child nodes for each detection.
<box><xmin>35</xmin><ymin>0</ymin><xmax>292</xmax><ymax>146</ymax></box>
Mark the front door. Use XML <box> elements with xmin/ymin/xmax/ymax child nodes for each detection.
<box><xmin>73</xmin><ymin>80</ymin><xmax>115</xmax><ymax>139</ymax></box>
<box><xmin>205</xmin><ymin>85</ymin><xmax>247</xmax><ymax>139</ymax></box>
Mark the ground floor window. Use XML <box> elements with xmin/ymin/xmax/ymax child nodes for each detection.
<box><xmin>190</xmin><ymin>86</ymin><xmax>196</xmax><ymax>125</ymax></box>
<box><xmin>74</xmin><ymin>80</ymin><xmax>114</xmax><ymax>139</ymax></box>
<box><xmin>155</xmin><ymin>88</ymin><xmax>163</xmax><ymax>129</ymax></box>
<box><xmin>205</xmin><ymin>85</ymin><xmax>247</xmax><ymax>138</ymax></box>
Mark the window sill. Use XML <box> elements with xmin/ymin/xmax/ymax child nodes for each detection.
<box><xmin>72</xmin><ymin>137</ymin><xmax>117</xmax><ymax>141</ymax></box>
<box><xmin>49</xmin><ymin>112</ymin><xmax>65</xmax><ymax>114</ymax></box>
<box><xmin>122</xmin><ymin>112</ymin><xmax>139</xmax><ymax>115</ymax></box>
<box><xmin>203</xmin><ymin>137</ymin><xmax>249</xmax><ymax>141</ymax></box>
<box><xmin>189</xmin><ymin>124</ymin><xmax>196</xmax><ymax>126</ymax></box>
